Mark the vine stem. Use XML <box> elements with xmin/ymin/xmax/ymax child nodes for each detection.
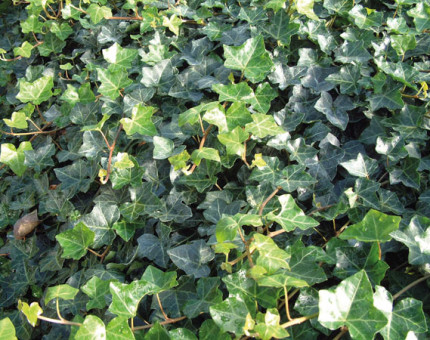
<box><xmin>188</xmin><ymin>124</ymin><xmax>213</xmax><ymax>174</ymax></box>
<box><xmin>392</xmin><ymin>273</ymin><xmax>430</xmax><ymax>300</ymax></box>
<box><xmin>259</xmin><ymin>186</ymin><xmax>282</xmax><ymax>216</ymax></box>
<box><xmin>333</xmin><ymin>327</ymin><xmax>349</xmax><ymax>340</ymax></box>
<box><xmin>100</xmin><ymin>124</ymin><xmax>123</xmax><ymax>185</ymax></box>
<box><xmin>37</xmin><ymin>315</ymin><xmax>82</xmax><ymax>327</ymax></box>
<box><xmin>281</xmin><ymin>312</ymin><xmax>318</xmax><ymax>328</ymax></box>
<box><xmin>131</xmin><ymin>316</ymin><xmax>187</xmax><ymax>331</ymax></box>
<box><xmin>0</xmin><ymin>126</ymin><xmax>64</xmax><ymax>136</ymax></box>
<box><xmin>156</xmin><ymin>293</ymin><xmax>169</xmax><ymax>320</ymax></box>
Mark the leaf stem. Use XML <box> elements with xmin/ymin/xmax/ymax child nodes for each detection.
<box><xmin>189</xmin><ymin>124</ymin><xmax>213</xmax><ymax>174</ymax></box>
<box><xmin>392</xmin><ymin>273</ymin><xmax>430</xmax><ymax>300</ymax></box>
<box><xmin>333</xmin><ymin>327</ymin><xmax>349</xmax><ymax>340</ymax></box>
<box><xmin>156</xmin><ymin>293</ymin><xmax>169</xmax><ymax>320</ymax></box>
<box><xmin>259</xmin><ymin>186</ymin><xmax>282</xmax><ymax>216</ymax></box>
<box><xmin>37</xmin><ymin>315</ymin><xmax>82</xmax><ymax>327</ymax></box>
<box><xmin>100</xmin><ymin>124</ymin><xmax>123</xmax><ymax>184</ymax></box>
<box><xmin>281</xmin><ymin>312</ymin><xmax>318</xmax><ymax>328</ymax></box>
<box><xmin>283</xmin><ymin>286</ymin><xmax>292</xmax><ymax>321</ymax></box>
<box><xmin>0</xmin><ymin>126</ymin><xmax>65</xmax><ymax>136</ymax></box>
<box><xmin>132</xmin><ymin>316</ymin><xmax>187</xmax><ymax>331</ymax></box>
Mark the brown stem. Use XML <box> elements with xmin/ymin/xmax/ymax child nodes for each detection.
<box><xmin>242</xmin><ymin>135</ymin><xmax>251</xmax><ymax>167</ymax></box>
<box><xmin>268</xmin><ymin>228</ymin><xmax>286</xmax><ymax>238</ymax></box>
<box><xmin>189</xmin><ymin>124</ymin><xmax>214</xmax><ymax>174</ymax></box>
<box><xmin>100</xmin><ymin>125</ymin><xmax>123</xmax><ymax>184</ymax></box>
<box><xmin>106</xmin><ymin>16</ymin><xmax>143</xmax><ymax>20</ymax></box>
<box><xmin>333</xmin><ymin>327</ymin><xmax>349</xmax><ymax>340</ymax></box>
<box><xmin>281</xmin><ymin>312</ymin><xmax>318</xmax><ymax>328</ymax></box>
<box><xmin>377</xmin><ymin>241</ymin><xmax>382</xmax><ymax>261</ymax></box>
<box><xmin>259</xmin><ymin>186</ymin><xmax>282</xmax><ymax>216</ymax></box>
<box><xmin>392</xmin><ymin>273</ymin><xmax>430</xmax><ymax>300</ymax></box>
<box><xmin>156</xmin><ymin>294</ymin><xmax>169</xmax><ymax>320</ymax></box>
<box><xmin>132</xmin><ymin>316</ymin><xmax>187</xmax><ymax>331</ymax></box>
<box><xmin>0</xmin><ymin>126</ymin><xmax>65</xmax><ymax>136</ymax></box>
<box><xmin>284</xmin><ymin>286</ymin><xmax>292</xmax><ymax>321</ymax></box>
<box><xmin>307</xmin><ymin>204</ymin><xmax>335</xmax><ymax>216</ymax></box>
<box><xmin>237</xmin><ymin>227</ymin><xmax>254</xmax><ymax>267</ymax></box>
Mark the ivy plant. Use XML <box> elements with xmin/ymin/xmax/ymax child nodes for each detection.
<box><xmin>0</xmin><ymin>0</ymin><xmax>430</xmax><ymax>339</ymax></box>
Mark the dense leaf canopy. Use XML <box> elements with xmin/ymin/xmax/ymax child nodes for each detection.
<box><xmin>0</xmin><ymin>0</ymin><xmax>430</xmax><ymax>339</ymax></box>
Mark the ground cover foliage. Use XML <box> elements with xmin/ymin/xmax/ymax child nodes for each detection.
<box><xmin>0</xmin><ymin>0</ymin><xmax>430</xmax><ymax>338</ymax></box>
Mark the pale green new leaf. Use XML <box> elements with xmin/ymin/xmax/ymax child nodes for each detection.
<box><xmin>87</xmin><ymin>4</ymin><xmax>112</xmax><ymax>24</ymax></box>
<box><xmin>245</xmin><ymin>114</ymin><xmax>284</xmax><ymax>138</ymax></box>
<box><xmin>120</xmin><ymin>104</ymin><xmax>158</xmax><ymax>136</ymax></box>
<box><xmin>0</xmin><ymin>142</ymin><xmax>33</xmax><ymax>177</ymax></box>
<box><xmin>102</xmin><ymin>43</ymin><xmax>138</xmax><ymax>71</ymax></box>
<box><xmin>55</xmin><ymin>222</ymin><xmax>95</xmax><ymax>260</ymax></box>
<box><xmin>109</xmin><ymin>281</ymin><xmax>148</xmax><ymax>318</ymax></box>
<box><xmin>45</xmin><ymin>284</ymin><xmax>79</xmax><ymax>304</ymax></box>
<box><xmin>0</xmin><ymin>318</ymin><xmax>17</xmax><ymax>340</ymax></box>
<box><xmin>17</xmin><ymin>76</ymin><xmax>54</xmax><ymax>105</ymax></box>
<box><xmin>217</xmin><ymin>126</ymin><xmax>249</xmax><ymax>156</ymax></box>
<box><xmin>97</xmin><ymin>68</ymin><xmax>133</xmax><ymax>100</ymax></box>
<box><xmin>75</xmin><ymin>315</ymin><xmax>106</xmax><ymax>340</ymax></box>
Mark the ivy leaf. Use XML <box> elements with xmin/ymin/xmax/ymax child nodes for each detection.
<box><xmin>87</xmin><ymin>4</ymin><xmax>112</xmax><ymax>24</ymax></box>
<box><xmin>183</xmin><ymin>277</ymin><xmax>223</xmax><ymax>318</ymax></box>
<box><xmin>106</xmin><ymin>317</ymin><xmax>134</xmax><ymax>340</ymax></box>
<box><xmin>223</xmin><ymin>36</ymin><xmax>274</xmax><ymax>83</ymax></box>
<box><xmin>109</xmin><ymin>281</ymin><xmax>148</xmax><ymax>318</ymax></box>
<box><xmin>314</xmin><ymin>92</ymin><xmax>355</xmax><ymax>130</ymax></box>
<box><xmin>13</xmin><ymin>41</ymin><xmax>33</xmax><ymax>58</ymax></box>
<box><xmin>407</xmin><ymin>3</ymin><xmax>430</xmax><ymax>32</ymax></box>
<box><xmin>102</xmin><ymin>43</ymin><xmax>138</xmax><ymax>71</ymax></box>
<box><xmin>54</xmin><ymin>159</ymin><xmax>96</xmax><ymax>194</ymax></box>
<box><xmin>0</xmin><ymin>318</ymin><xmax>17</xmax><ymax>340</ymax></box>
<box><xmin>340</xmin><ymin>153</ymin><xmax>379</xmax><ymax>179</ymax></box>
<box><xmin>0</xmin><ymin>142</ymin><xmax>33</xmax><ymax>177</ymax></box>
<box><xmin>326</xmin><ymin>65</ymin><xmax>361</xmax><ymax>95</ymax></box>
<box><xmin>37</xmin><ymin>33</ymin><xmax>66</xmax><ymax>56</ymax></box>
<box><xmin>389</xmin><ymin>157</ymin><xmax>421</xmax><ymax>190</ymax></box>
<box><xmin>251</xmin><ymin>234</ymin><xmax>290</xmax><ymax>274</ymax></box>
<box><xmin>97</xmin><ymin>68</ymin><xmax>132</xmax><ymax>100</ymax></box>
<box><xmin>3</xmin><ymin>111</ymin><xmax>28</xmax><ymax>129</ymax></box>
<box><xmin>226</xmin><ymin>101</ymin><xmax>253</xmax><ymax>130</ymax></box>
<box><xmin>75</xmin><ymin>315</ymin><xmax>106</xmax><ymax>340</ymax></box>
<box><xmin>335</xmin><ymin>41</ymin><xmax>372</xmax><ymax>64</ymax></box>
<box><xmin>20</xmin><ymin>14</ymin><xmax>43</xmax><ymax>33</ymax></box>
<box><xmin>17</xmin><ymin>301</ymin><xmax>42</xmax><ymax>327</ymax></box>
<box><xmin>140</xmin><ymin>265</ymin><xmax>178</xmax><ymax>294</ymax></box>
<box><xmin>245</xmin><ymin>114</ymin><xmax>284</xmax><ymax>138</ymax></box>
<box><xmin>199</xmin><ymin>320</ymin><xmax>230</xmax><ymax>340</ymax></box>
<box><xmin>266</xmin><ymin>194</ymin><xmax>319</xmax><ymax>232</ymax></box>
<box><xmin>368</xmin><ymin>84</ymin><xmax>404</xmax><ymax>111</ymax></box>
<box><xmin>339</xmin><ymin>209</ymin><xmax>401</xmax><ymax>243</ymax></box>
<box><xmin>263</xmin><ymin>10</ymin><xmax>300</xmax><ymax>45</ymax></box>
<box><xmin>153</xmin><ymin>136</ymin><xmax>174</xmax><ymax>160</ymax></box>
<box><xmin>16</xmin><ymin>76</ymin><xmax>53</xmax><ymax>105</ymax></box>
<box><xmin>49</xmin><ymin>22</ymin><xmax>73</xmax><ymax>41</ymax></box>
<box><xmin>217</xmin><ymin>126</ymin><xmax>249</xmax><ymax>156</ymax></box>
<box><xmin>277</xmin><ymin>164</ymin><xmax>317</xmax><ymax>192</ymax></box>
<box><xmin>120</xmin><ymin>104</ymin><xmax>158</xmax><ymax>136</ymax></box>
<box><xmin>248</xmin><ymin>83</ymin><xmax>278</xmax><ymax>114</ymax></box>
<box><xmin>167</xmin><ymin>240</ymin><xmax>215</xmax><ymax>278</ymax></box>
<box><xmin>212</xmin><ymin>82</ymin><xmax>253</xmax><ymax>103</ymax></box>
<box><xmin>144</xmin><ymin>322</ymin><xmax>170</xmax><ymax>339</ymax></box>
<box><xmin>202</xmin><ymin>105</ymin><xmax>228</xmax><ymax>132</ymax></box>
<box><xmin>81</xmin><ymin>276</ymin><xmax>113</xmax><ymax>310</ymax></box>
<box><xmin>297</xmin><ymin>0</ymin><xmax>319</xmax><ymax>20</ymax></box>
<box><xmin>323</xmin><ymin>0</ymin><xmax>353</xmax><ymax>15</ymax></box>
<box><xmin>319</xmin><ymin>270</ymin><xmax>387</xmax><ymax>340</ymax></box>
<box><xmin>191</xmin><ymin>147</ymin><xmax>220</xmax><ymax>166</ymax></box>
<box><xmin>390</xmin><ymin>215</ymin><xmax>430</xmax><ymax>265</ymax></box>
<box><xmin>210</xmin><ymin>297</ymin><xmax>249</xmax><ymax>335</ymax></box>
<box><xmin>24</xmin><ymin>140</ymin><xmax>55</xmax><ymax>173</ymax></box>
<box><xmin>374</xmin><ymin>286</ymin><xmax>427</xmax><ymax>340</ymax></box>
<box><xmin>254</xmin><ymin>309</ymin><xmax>290</xmax><ymax>340</ymax></box>
<box><xmin>216</xmin><ymin>213</ymin><xmax>262</xmax><ymax>243</ymax></box>
<box><xmin>45</xmin><ymin>284</ymin><xmax>79</xmax><ymax>304</ymax></box>
<box><xmin>55</xmin><ymin>222</ymin><xmax>95</xmax><ymax>260</ymax></box>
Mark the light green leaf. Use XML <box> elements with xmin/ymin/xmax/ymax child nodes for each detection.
<box><xmin>162</xmin><ymin>14</ymin><xmax>182</xmax><ymax>35</ymax></box>
<box><xmin>55</xmin><ymin>222</ymin><xmax>95</xmax><ymax>260</ymax></box>
<box><xmin>45</xmin><ymin>284</ymin><xmax>79</xmax><ymax>304</ymax></box>
<box><xmin>106</xmin><ymin>317</ymin><xmax>135</xmax><ymax>340</ymax></box>
<box><xmin>87</xmin><ymin>4</ymin><xmax>112</xmax><ymax>24</ymax></box>
<box><xmin>97</xmin><ymin>68</ymin><xmax>133</xmax><ymax>99</ymax></box>
<box><xmin>0</xmin><ymin>142</ymin><xmax>33</xmax><ymax>177</ymax></box>
<box><xmin>225</xmin><ymin>101</ymin><xmax>253</xmax><ymax>130</ymax></box>
<box><xmin>216</xmin><ymin>213</ymin><xmax>262</xmax><ymax>243</ymax></box>
<box><xmin>202</xmin><ymin>105</ymin><xmax>228</xmax><ymax>132</ymax></box>
<box><xmin>109</xmin><ymin>281</ymin><xmax>148</xmax><ymax>318</ymax></box>
<box><xmin>340</xmin><ymin>209</ymin><xmax>401</xmax><ymax>243</ymax></box>
<box><xmin>263</xmin><ymin>10</ymin><xmax>299</xmax><ymax>45</ymax></box>
<box><xmin>17</xmin><ymin>75</ymin><xmax>54</xmax><ymax>105</ymax></box>
<box><xmin>168</xmin><ymin>149</ymin><xmax>190</xmax><ymax>170</ymax></box>
<box><xmin>140</xmin><ymin>265</ymin><xmax>178</xmax><ymax>294</ymax></box>
<box><xmin>113</xmin><ymin>152</ymin><xmax>134</xmax><ymax>169</ymax></box>
<box><xmin>81</xmin><ymin>276</ymin><xmax>113</xmax><ymax>310</ymax></box>
<box><xmin>248</xmin><ymin>83</ymin><xmax>278</xmax><ymax>114</ymax></box>
<box><xmin>319</xmin><ymin>270</ymin><xmax>387</xmax><ymax>340</ymax></box>
<box><xmin>407</xmin><ymin>3</ymin><xmax>430</xmax><ymax>32</ymax></box>
<box><xmin>277</xmin><ymin>164</ymin><xmax>317</xmax><ymax>192</ymax></box>
<box><xmin>191</xmin><ymin>147</ymin><xmax>220</xmax><ymax>166</ymax></box>
<box><xmin>266</xmin><ymin>194</ymin><xmax>319</xmax><ymax>232</ymax></box>
<box><xmin>13</xmin><ymin>41</ymin><xmax>33</xmax><ymax>58</ymax></box>
<box><xmin>112</xmin><ymin>221</ymin><xmax>136</xmax><ymax>242</ymax></box>
<box><xmin>217</xmin><ymin>126</ymin><xmax>249</xmax><ymax>156</ymax></box>
<box><xmin>0</xmin><ymin>317</ymin><xmax>17</xmax><ymax>340</ymax></box>
<box><xmin>144</xmin><ymin>322</ymin><xmax>170</xmax><ymax>340</ymax></box>
<box><xmin>102</xmin><ymin>43</ymin><xmax>138</xmax><ymax>71</ymax></box>
<box><xmin>20</xmin><ymin>14</ymin><xmax>43</xmax><ymax>33</ymax></box>
<box><xmin>3</xmin><ymin>111</ymin><xmax>28</xmax><ymax>129</ymax></box>
<box><xmin>245</xmin><ymin>114</ymin><xmax>284</xmax><ymax>138</ymax></box>
<box><xmin>75</xmin><ymin>315</ymin><xmax>106</xmax><ymax>340</ymax></box>
<box><xmin>18</xmin><ymin>301</ymin><xmax>42</xmax><ymax>327</ymax></box>
<box><xmin>254</xmin><ymin>309</ymin><xmax>290</xmax><ymax>340</ymax></box>
<box><xmin>212</xmin><ymin>82</ymin><xmax>253</xmax><ymax>103</ymax></box>
<box><xmin>120</xmin><ymin>104</ymin><xmax>158</xmax><ymax>136</ymax></box>
<box><xmin>251</xmin><ymin>234</ymin><xmax>290</xmax><ymax>274</ymax></box>
<box><xmin>153</xmin><ymin>136</ymin><xmax>174</xmax><ymax>160</ymax></box>
<box><xmin>297</xmin><ymin>0</ymin><xmax>319</xmax><ymax>20</ymax></box>
<box><xmin>49</xmin><ymin>22</ymin><xmax>73</xmax><ymax>41</ymax></box>
<box><xmin>391</xmin><ymin>35</ymin><xmax>416</xmax><ymax>57</ymax></box>
<box><xmin>224</xmin><ymin>36</ymin><xmax>274</xmax><ymax>83</ymax></box>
